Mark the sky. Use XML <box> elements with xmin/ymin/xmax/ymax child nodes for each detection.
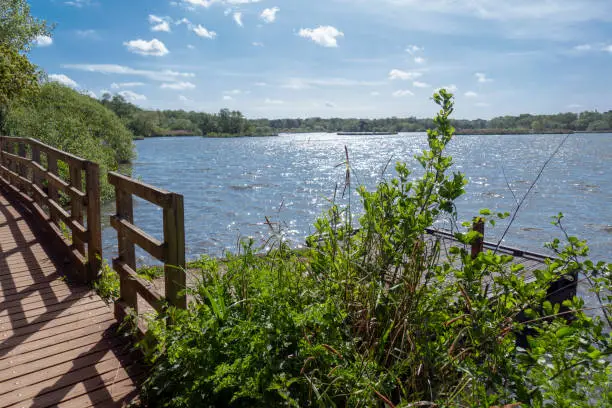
<box><xmin>28</xmin><ymin>0</ymin><xmax>612</xmax><ymax>119</ymax></box>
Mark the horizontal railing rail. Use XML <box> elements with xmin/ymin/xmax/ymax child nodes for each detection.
<box><xmin>0</xmin><ymin>136</ymin><xmax>102</xmax><ymax>283</ymax></box>
<box><xmin>108</xmin><ymin>172</ymin><xmax>186</xmax><ymax>327</ymax></box>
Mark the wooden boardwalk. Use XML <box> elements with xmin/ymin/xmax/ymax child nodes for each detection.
<box><xmin>0</xmin><ymin>189</ymin><xmax>140</xmax><ymax>408</ymax></box>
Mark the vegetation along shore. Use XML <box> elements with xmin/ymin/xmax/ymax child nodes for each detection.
<box><xmin>1</xmin><ymin>1</ymin><xmax>611</xmax><ymax>407</ymax></box>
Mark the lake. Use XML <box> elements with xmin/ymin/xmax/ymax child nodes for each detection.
<box><xmin>101</xmin><ymin>133</ymin><xmax>611</xmax><ymax>265</ymax></box>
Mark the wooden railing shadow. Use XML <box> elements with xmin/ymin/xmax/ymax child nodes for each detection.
<box><xmin>0</xmin><ymin>138</ymin><xmax>141</xmax><ymax>406</ymax></box>
<box><xmin>0</xmin><ymin>136</ymin><xmax>102</xmax><ymax>284</ymax></box>
<box><xmin>0</xmin><ymin>188</ymin><xmax>82</xmax><ymax>357</ymax></box>
<box><xmin>27</xmin><ymin>324</ymin><xmax>141</xmax><ymax>407</ymax></box>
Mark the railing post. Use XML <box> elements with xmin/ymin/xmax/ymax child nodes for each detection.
<box><xmin>69</xmin><ymin>165</ymin><xmax>85</xmax><ymax>259</ymax></box>
<box><xmin>47</xmin><ymin>152</ymin><xmax>59</xmax><ymax>225</ymax></box>
<box><xmin>85</xmin><ymin>161</ymin><xmax>101</xmax><ymax>283</ymax></box>
<box><xmin>31</xmin><ymin>144</ymin><xmax>41</xmax><ymax>190</ymax></box>
<box><xmin>471</xmin><ymin>218</ymin><xmax>485</xmax><ymax>259</ymax></box>
<box><xmin>17</xmin><ymin>142</ymin><xmax>26</xmax><ymax>180</ymax></box>
<box><xmin>115</xmin><ymin>184</ymin><xmax>138</xmax><ymax>317</ymax></box>
<box><xmin>163</xmin><ymin>193</ymin><xmax>186</xmax><ymax>309</ymax></box>
<box><xmin>0</xmin><ymin>136</ymin><xmax>4</xmax><ymax>175</ymax></box>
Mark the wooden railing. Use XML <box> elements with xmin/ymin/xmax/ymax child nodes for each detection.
<box><xmin>0</xmin><ymin>136</ymin><xmax>102</xmax><ymax>283</ymax></box>
<box><xmin>108</xmin><ymin>172</ymin><xmax>186</xmax><ymax>324</ymax></box>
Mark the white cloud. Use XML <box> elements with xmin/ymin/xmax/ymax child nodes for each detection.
<box><xmin>370</xmin><ymin>91</ymin><xmax>380</xmax><ymax>96</ymax></box>
<box><xmin>389</xmin><ymin>69</ymin><xmax>422</xmax><ymax>80</ymax></box>
<box><xmin>161</xmin><ymin>82</ymin><xmax>196</xmax><ymax>90</ymax></box>
<box><xmin>75</xmin><ymin>29</ymin><xmax>98</xmax><ymax>39</ymax></box>
<box><xmin>119</xmin><ymin>90</ymin><xmax>147</xmax><ymax>101</ymax></box>
<box><xmin>414</xmin><ymin>56</ymin><xmax>426</xmax><ymax>64</ymax></box>
<box><xmin>182</xmin><ymin>0</ymin><xmax>261</xmax><ymax>6</ymax></box>
<box><xmin>435</xmin><ymin>84</ymin><xmax>458</xmax><ymax>93</ymax></box>
<box><xmin>124</xmin><ymin>39</ymin><xmax>169</xmax><ymax>56</ymax></box>
<box><xmin>325</xmin><ymin>101</ymin><xmax>336</xmax><ymax>108</ymax></box>
<box><xmin>187</xmin><ymin>44</ymin><xmax>195</xmax><ymax>49</ymax></box>
<box><xmin>149</xmin><ymin>15</ymin><xmax>172</xmax><ymax>32</ymax></box>
<box><xmin>573</xmin><ymin>44</ymin><xmax>592</xmax><ymax>51</ymax></box>
<box><xmin>464</xmin><ymin>91</ymin><xmax>478</xmax><ymax>97</ymax></box>
<box><xmin>254</xmin><ymin>82</ymin><xmax>267</xmax><ymax>86</ymax></box>
<box><xmin>153</xmin><ymin>21</ymin><xmax>171</xmax><ymax>32</ymax></box>
<box><xmin>192</xmin><ymin>24</ymin><xmax>217</xmax><ymax>39</ymax></box>
<box><xmin>223</xmin><ymin>95</ymin><xmax>233</xmax><ymax>101</ymax></box>
<box><xmin>282</xmin><ymin>77</ymin><xmax>383</xmax><ymax>89</ymax></box>
<box><xmin>604</xmin><ymin>45</ymin><xmax>612</xmax><ymax>53</ymax></box>
<box><xmin>233</xmin><ymin>12</ymin><xmax>243</xmax><ymax>27</ymax></box>
<box><xmin>392</xmin><ymin>89</ymin><xmax>414</xmax><ymax>97</ymax></box>
<box><xmin>48</xmin><ymin>74</ymin><xmax>78</xmax><ymax>88</ymax></box>
<box><xmin>65</xmin><ymin>0</ymin><xmax>92</xmax><ymax>7</ymax></box>
<box><xmin>111</xmin><ymin>82</ymin><xmax>146</xmax><ymax>89</ymax></box>
<box><xmin>81</xmin><ymin>90</ymin><xmax>97</xmax><ymax>98</ymax></box>
<box><xmin>475</xmin><ymin>72</ymin><xmax>493</xmax><ymax>83</ymax></box>
<box><xmin>224</xmin><ymin>89</ymin><xmax>243</xmax><ymax>95</ymax></box>
<box><xmin>34</xmin><ymin>35</ymin><xmax>53</xmax><ymax>47</ymax></box>
<box><xmin>252</xmin><ymin>42</ymin><xmax>264</xmax><ymax>47</ymax></box>
<box><xmin>405</xmin><ymin>44</ymin><xmax>423</xmax><ymax>54</ymax></box>
<box><xmin>413</xmin><ymin>81</ymin><xmax>429</xmax><ymax>88</ymax></box>
<box><xmin>149</xmin><ymin>15</ymin><xmax>164</xmax><ymax>23</ymax></box>
<box><xmin>264</xmin><ymin>98</ymin><xmax>284</xmax><ymax>104</ymax></box>
<box><xmin>298</xmin><ymin>26</ymin><xmax>344</xmax><ymax>48</ymax></box>
<box><xmin>176</xmin><ymin>18</ymin><xmax>192</xmax><ymax>26</ymax></box>
<box><xmin>63</xmin><ymin>64</ymin><xmax>195</xmax><ymax>82</ymax></box>
<box><xmin>179</xmin><ymin>95</ymin><xmax>192</xmax><ymax>102</ymax></box>
<box><xmin>567</xmin><ymin>103</ymin><xmax>582</xmax><ymax>109</ymax></box>
<box><xmin>260</xmin><ymin>7</ymin><xmax>280</xmax><ymax>23</ymax></box>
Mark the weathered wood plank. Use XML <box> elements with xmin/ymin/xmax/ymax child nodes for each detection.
<box><xmin>163</xmin><ymin>193</ymin><xmax>187</xmax><ymax>309</ymax></box>
<box><xmin>108</xmin><ymin>171</ymin><xmax>173</xmax><ymax>208</ymax></box>
<box><xmin>110</xmin><ymin>215</ymin><xmax>165</xmax><ymax>261</ymax></box>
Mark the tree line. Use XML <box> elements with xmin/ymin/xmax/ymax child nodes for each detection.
<box><xmin>101</xmin><ymin>93</ymin><xmax>612</xmax><ymax>138</ymax></box>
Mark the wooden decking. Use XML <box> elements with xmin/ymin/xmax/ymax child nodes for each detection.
<box><xmin>0</xmin><ymin>189</ymin><xmax>140</xmax><ymax>408</ymax></box>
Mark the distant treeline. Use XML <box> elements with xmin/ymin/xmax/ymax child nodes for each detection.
<box><xmin>101</xmin><ymin>93</ymin><xmax>612</xmax><ymax>137</ymax></box>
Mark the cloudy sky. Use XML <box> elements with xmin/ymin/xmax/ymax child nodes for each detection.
<box><xmin>30</xmin><ymin>0</ymin><xmax>612</xmax><ymax>119</ymax></box>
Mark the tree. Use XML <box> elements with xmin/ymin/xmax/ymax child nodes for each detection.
<box><xmin>4</xmin><ymin>83</ymin><xmax>135</xmax><ymax>199</ymax></box>
<box><xmin>0</xmin><ymin>43</ymin><xmax>38</xmax><ymax>107</ymax></box>
<box><xmin>0</xmin><ymin>0</ymin><xmax>51</xmax><ymax>52</ymax></box>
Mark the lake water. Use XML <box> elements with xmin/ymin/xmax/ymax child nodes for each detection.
<box><xmin>101</xmin><ymin>133</ymin><xmax>611</xmax><ymax>265</ymax></box>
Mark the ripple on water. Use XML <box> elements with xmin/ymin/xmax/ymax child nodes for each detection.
<box><xmin>102</xmin><ymin>133</ymin><xmax>612</xmax><ymax>263</ymax></box>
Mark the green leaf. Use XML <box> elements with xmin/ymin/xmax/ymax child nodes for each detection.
<box><xmin>555</xmin><ymin>327</ymin><xmax>572</xmax><ymax>338</ymax></box>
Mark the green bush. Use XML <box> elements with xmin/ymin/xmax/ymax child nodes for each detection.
<box><xmin>4</xmin><ymin>82</ymin><xmax>135</xmax><ymax>199</ymax></box>
<box><xmin>137</xmin><ymin>91</ymin><xmax>611</xmax><ymax>407</ymax></box>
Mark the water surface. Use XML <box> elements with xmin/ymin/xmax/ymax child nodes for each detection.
<box><xmin>102</xmin><ymin>133</ymin><xmax>611</xmax><ymax>264</ymax></box>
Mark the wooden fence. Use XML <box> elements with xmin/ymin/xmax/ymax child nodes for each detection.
<box><xmin>0</xmin><ymin>136</ymin><xmax>102</xmax><ymax>283</ymax></box>
<box><xmin>108</xmin><ymin>172</ymin><xmax>186</xmax><ymax>326</ymax></box>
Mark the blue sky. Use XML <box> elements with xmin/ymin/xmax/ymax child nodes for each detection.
<box><xmin>29</xmin><ymin>0</ymin><xmax>612</xmax><ymax>119</ymax></box>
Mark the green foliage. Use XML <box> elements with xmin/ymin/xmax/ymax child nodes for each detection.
<box><xmin>100</xmin><ymin>94</ymin><xmax>274</xmax><ymax>137</ymax></box>
<box><xmin>4</xmin><ymin>83</ymin><xmax>135</xmax><ymax>199</ymax></box>
<box><xmin>137</xmin><ymin>265</ymin><xmax>164</xmax><ymax>282</ymax></box>
<box><xmin>135</xmin><ymin>91</ymin><xmax>611</xmax><ymax>407</ymax></box>
<box><xmin>94</xmin><ymin>260</ymin><xmax>120</xmax><ymax>303</ymax></box>
<box><xmin>0</xmin><ymin>0</ymin><xmax>51</xmax><ymax>52</ymax></box>
<box><xmin>0</xmin><ymin>43</ymin><xmax>39</xmax><ymax>109</ymax></box>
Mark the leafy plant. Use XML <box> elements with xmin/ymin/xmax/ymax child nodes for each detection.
<box><xmin>94</xmin><ymin>259</ymin><xmax>120</xmax><ymax>303</ymax></box>
<box><xmin>135</xmin><ymin>91</ymin><xmax>611</xmax><ymax>407</ymax></box>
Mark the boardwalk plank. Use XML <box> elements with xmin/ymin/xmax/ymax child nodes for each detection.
<box><xmin>0</xmin><ymin>187</ymin><xmax>139</xmax><ymax>407</ymax></box>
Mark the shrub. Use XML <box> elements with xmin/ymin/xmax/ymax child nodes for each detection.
<box><xmin>4</xmin><ymin>82</ymin><xmax>135</xmax><ymax>199</ymax></box>
<box><xmin>136</xmin><ymin>91</ymin><xmax>611</xmax><ymax>407</ymax></box>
